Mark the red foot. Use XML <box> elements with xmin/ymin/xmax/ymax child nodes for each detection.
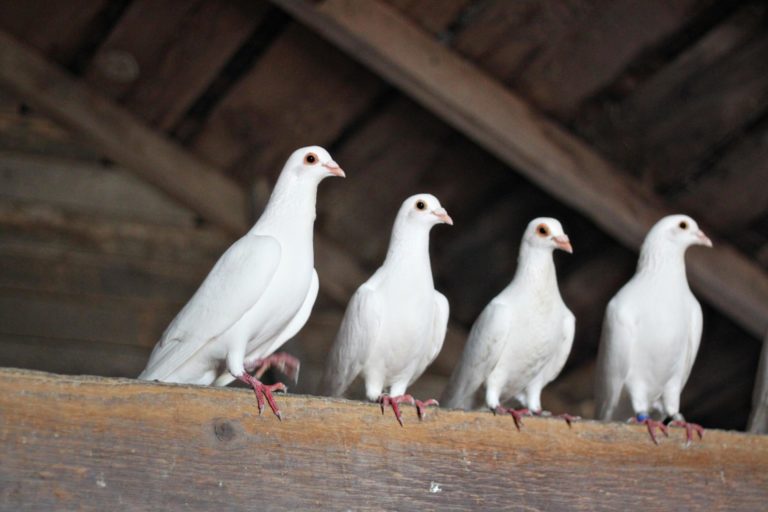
<box><xmin>669</xmin><ymin>420</ymin><xmax>704</xmax><ymax>444</ymax></box>
<box><xmin>378</xmin><ymin>394</ymin><xmax>415</xmax><ymax>427</ymax></box>
<box><xmin>415</xmin><ymin>399</ymin><xmax>439</xmax><ymax>420</ymax></box>
<box><xmin>495</xmin><ymin>406</ymin><xmax>531</xmax><ymax>431</ymax></box>
<box><xmin>532</xmin><ymin>410</ymin><xmax>581</xmax><ymax>428</ymax></box>
<box><xmin>237</xmin><ymin>373</ymin><xmax>287</xmax><ymax>420</ymax></box>
<box><xmin>631</xmin><ymin>417</ymin><xmax>669</xmax><ymax>445</ymax></box>
<box><xmin>246</xmin><ymin>352</ymin><xmax>300</xmax><ymax>383</ymax></box>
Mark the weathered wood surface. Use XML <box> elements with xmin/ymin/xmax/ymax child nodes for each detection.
<box><xmin>272</xmin><ymin>0</ymin><xmax>768</xmax><ymax>339</ymax></box>
<box><xmin>0</xmin><ymin>369</ymin><xmax>766</xmax><ymax>511</ymax></box>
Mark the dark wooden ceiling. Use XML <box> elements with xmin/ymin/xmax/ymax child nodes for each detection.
<box><xmin>0</xmin><ymin>0</ymin><xmax>765</xmax><ymax>430</ymax></box>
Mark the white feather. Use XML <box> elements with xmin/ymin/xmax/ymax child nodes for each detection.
<box><xmin>442</xmin><ymin>217</ymin><xmax>575</xmax><ymax>412</ymax></box>
<box><xmin>595</xmin><ymin>214</ymin><xmax>712</xmax><ymax>421</ymax></box>
<box><xmin>322</xmin><ymin>193</ymin><xmax>451</xmax><ymax>401</ymax></box>
<box><xmin>139</xmin><ymin>146</ymin><xmax>342</xmax><ymax>385</ymax></box>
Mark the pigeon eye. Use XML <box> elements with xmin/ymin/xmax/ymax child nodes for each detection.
<box><xmin>415</xmin><ymin>200</ymin><xmax>427</xmax><ymax>211</ymax></box>
<box><xmin>536</xmin><ymin>224</ymin><xmax>550</xmax><ymax>237</ymax></box>
<box><xmin>679</xmin><ymin>220</ymin><xmax>688</xmax><ymax>230</ymax></box>
<box><xmin>304</xmin><ymin>152</ymin><xmax>318</xmax><ymax>165</ymax></box>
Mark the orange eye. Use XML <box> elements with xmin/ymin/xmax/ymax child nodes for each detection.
<box><xmin>304</xmin><ymin>152</ymin><xmax>318</xmax><ymax>165</ymax></box>
<box><xmin>679</xmin><ymin>220</ymin><xmax>688</xmax><ymax>230</ymax></box>
<box><xmin>415</xmin><ymin>200</ymin><xmax>427</xmax><ymax>210</ymax></box>
<box><xmin>536</xmin><ymin>224</ymin><xmax>550</xmax><ymax>237</ymax></box>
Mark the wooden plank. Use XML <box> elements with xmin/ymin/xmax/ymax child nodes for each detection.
<box><xmin>0</xmin><ymin>335</ymin><xmax>150</xmax><ymax>379</ymax></box>
<box><xmin>0</xmin><ymin>151</ymin><xmax>198</xmax><ymax>227</ymax></box>
<box><xmin>582</xmin><ymin>3</ymin><xmax>768</xmax><ymax>190</ymax></box>
<box><xmin>0</xmin><ymin>290</ymin><xmax>177</xmax><ymax>348</ymax></box>
<box><xmin>1</xmin><ymin>369</ymin><xmax>767</xmax><ymax>510</ymax></box>
<box><xmin>451</xmin><ymin>0</ymin><xmax>710</xmax><ymax>117</ymax></box>
<box><xmin>385</xmin><ymin>0</ymin><xmax>472</xmax><ymax>36</ymax></box>
<box><xmin>0</xmin><ymin>244</ymin><xmax>207</xmax><ymax>303</ymax></box>
<box><xmin>0</xmin><ymin>90</ymin><xmax>99</xmax><ymax>159</ymax></box>
<box><xmin>271</xmin><ymin>0</ymin><xmax>768</xmax><ymax>338</ymax></box>
<box><xmin>192</xmin><ymin>23</ymin><xmax>385</xmax><ymax>179</ymax></box>
<box><xmin>0</xmin><ymin>0</ymin><xmax>108</xmax><ymax>65</ymax></box>
<box><xmin>0</xmin><ymin>30</ymin><xmax>249</xmax><ymax>235</ymax></box>
<box><xmin>0</xmin><ymin>200</ymin><xmax>231</xmax><ymax>265</ymax></box>
<box><xmin>85</xmin><ymin>0</ymin><xmax>265</xmax><ymax>130</ymax></box>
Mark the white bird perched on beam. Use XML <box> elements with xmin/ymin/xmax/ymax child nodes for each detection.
<box><xmin>595</xmin><ymin>214</ymin><xmax>712</xmax><ymax>444</ymax></box>
<box><xmin>322</xmin><ymin>194</ymin><xmax>452</xmax><ymax>426</ymax></box>
<box><xmin>139</xmin><ymin>146</ymin><xmax>345</xmax><ymax>420</ymax></box>
<box><xmin>441</xmin><ymin>218</ymin><xmax>576</xmax><ymax>429</ymax></box>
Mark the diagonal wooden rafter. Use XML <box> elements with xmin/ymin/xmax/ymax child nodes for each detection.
<box><xmin>271</xmin><ymin>0</ymin><xmax>768</xmax><ymax>338</ymax></box>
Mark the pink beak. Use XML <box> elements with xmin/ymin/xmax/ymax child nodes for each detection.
<box><xmin>552</xmin><ymin>235</ymin><xmax>573</xmax><ymax>254</ymax></box>
<box><xmin>696</xmin><ymin>230</ymin><xmax>713</xmax><ymax>247</ymax></box>
<box><xmin>433</xmin><ymin>208</ymin><xmax>453</xmax><ymax>226</ymax></box>
<box><xmin>323</xmin><ymin>160</ymin><xmax>345</xmax><ymax>178</ymax></box>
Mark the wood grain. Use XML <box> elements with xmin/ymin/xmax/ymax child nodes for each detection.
<box><xmin>0</xmin><ymin>368</ymin><xmax>767</xmax><ymax>511</ymax></box>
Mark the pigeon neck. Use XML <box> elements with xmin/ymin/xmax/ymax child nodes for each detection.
<box><xmin>383</xmin><ymin>220</ymin><xmax>433</xmax><ymax>277</ymax></box>
<box><xmin>252</xmin><ymin>174</ymin><xmax>318</xmax><ymax>236</ymax></box>
<box><xmin>513</xmin><ymin>243</ymin><xmax>558</xmax><ymax>290</ymax></box>
<box><xmin>637</xmin><ymin>242</ymin><xmax>688</xmax><ymax>282</ymax></box>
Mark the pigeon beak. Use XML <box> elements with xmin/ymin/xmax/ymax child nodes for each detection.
<box><xmin>696</xmin><ymin>229</ymin><xmax>713</xmax><ymax>247</ymax></box>
<box><xmin>323</xmin><ymin>161</ymin><xmax>345</xmax><ymax>178</ymax></box>
<box><xmin>432</xmin><ymin>207</ymin><xmax>453</xmax><ymax>226</ymax></box>
<box><xmin>552</xmin><ymin>235</ymin><xmax>573</xmax><ymax>253</ymax></box>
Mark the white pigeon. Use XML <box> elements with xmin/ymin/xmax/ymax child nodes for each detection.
<box><xmin>321</xmin><ymin>193</ymin><xmax>452</xmax><ymax>426</ymax></box>
<box><xmin>595</xmin><ymin>214</ymin><xmax>712</xmax><ymax>444</ymax></box>
<box><xmin>139</xmin><ymin>146</ymin><xmax>344</xmax><ymax>419</ymax></box>
<box><xmin>441</xmin><ymin>218</ymin><xmax>575</xmax><ymax>429</ymax></box>
<box><xmin>748</xmin><ymin>332</ymin><xmax>768</xmax><ymax>434</ymax></box>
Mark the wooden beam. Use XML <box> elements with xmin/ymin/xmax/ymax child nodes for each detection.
<box><xmin>84</xmin><ymin>0</ymin><xmax>265</xmax><ymax>130</ymax></box>
<box><xmin>0</xmin><ymin>30</ymin><xmax>249</xmax><ymax>235</ymax></box>
<box><xmin>451</xmin><ymin>0</ymin><xmax>708</xmax><ymax>118</ymax></box>
<box><xmin>271</xmin><ymin>0</ymin><xmax>768</xmax><ymax>338</ymax></box>
<box><xmin>2</xmin><ymin>369</ymin><xmax>767</xmax><ymax>510</ymax></box>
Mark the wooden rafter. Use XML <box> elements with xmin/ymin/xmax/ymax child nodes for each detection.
<box><xmin>271</xmin><ymin>0</ymin><xmax>768</xmax><ymax>338</ymax></box>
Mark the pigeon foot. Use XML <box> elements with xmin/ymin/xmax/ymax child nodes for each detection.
<box><xmin>245</xmin><ymin>352</ymin><xmax>301</xmax><ymax>383</ymax></box>
<box><xmin>631</xmin><ymin>416</ymin><xmax>669</xmax><ymax>445</ymax></box>
<box><xmin>378</xmin><ymin>394</ymin><xmax>437</xmax><ymax>426</ymax></box>
<box><xmin>532</xmin><ymin>410</ymin><xmax>580</xmax><ymax>428</ymax></box>
<box><xmin>669</xmin><ymin>420</ymin><xmax>704</xmax><ymax>445</ymax></box>
<box><xmin>237</xmin><ymin>373</ymin><xmax>287</xmax><ymax>420</ymax></box>
<box><xmin>494</xmin><ymin>406</ymin><xmax>531</xmax><ymax>431</ymax></box>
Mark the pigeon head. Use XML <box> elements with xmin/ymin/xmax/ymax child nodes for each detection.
<box><xmin>647</xmin><ymin>214</ymin><xmax>712</xmax><ymax>249</ymax></box>
<box><xmin>283</xmin><ymin>145</ymin><xmax>345</xmax><ymax>183</ymax></box>
<box><xmin>400</xmin><ymin>193</ymin><xmax>453</xmax><ymax>229</ymax></box>
<box><xmin>523</xmin><ymin>217</ymin><xmax>572</xmax><ymax>253</ymax></box>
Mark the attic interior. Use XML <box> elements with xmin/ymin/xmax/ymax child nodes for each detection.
<box><xmin>0</xmin><ymin>0</ymin><xmax>766</xmax><ymax>432</ymax></box>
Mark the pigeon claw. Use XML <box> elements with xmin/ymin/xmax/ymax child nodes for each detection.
<box><xmin>631</xmin><ymin>417</ymin><xmax>669</xmax><ymax>445</ymax></box>
<box><xmin>532</xmin><ymin>410</ymin><xmax>580</xmax><ymax>428</ymax></box>
<box><xmin>415</xmin><ymin>399</ymin><xmax>439</xmax><ymax>420</ymax></box>
<box><xmin>669</xmin><ymin>420</ymin><xmax>704</xmax><ymax>445</ymax></box>
<box><xmin>495</xmin><ymin>406</ymin><xmax>531</xmax><ymax>431</ymax></box>
<box><xmin>247</xmin><ymin>352</ymin><xmax>301</xmax><ymax>384</ymax></box>
<box><xmin>557</xmin><ymin>413</ymin><xmax>581</xmax><ymax>428</ymax></box>
<box><xmin>238</xmin><ymin>373</ymin><xmax>287</xmax><ymax>420</ymax></box>
<box><xmin>378</xmin><ymin>394</ymin><xmax>415</xmax><ymax>427</ymax></box>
